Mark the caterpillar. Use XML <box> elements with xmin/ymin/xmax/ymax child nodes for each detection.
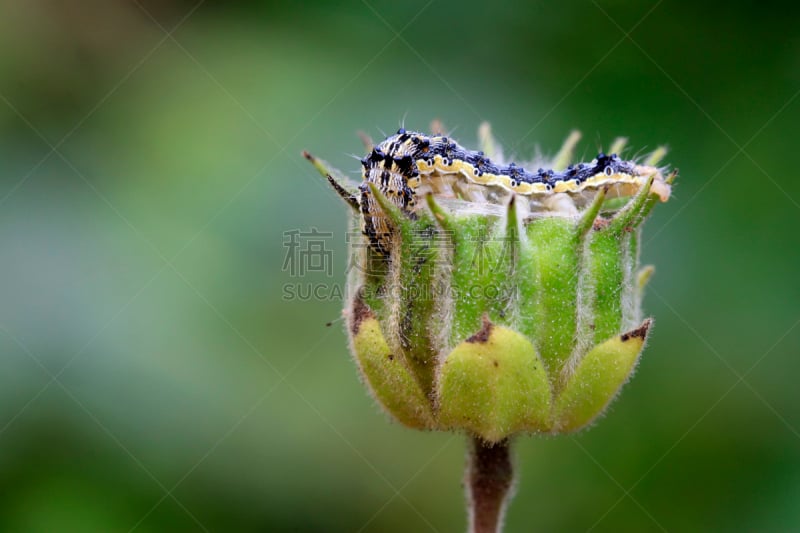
<box><xmin>354</xmin><ymin>128</ymin><xmax>670</xmax><ymax>256</ymax></box>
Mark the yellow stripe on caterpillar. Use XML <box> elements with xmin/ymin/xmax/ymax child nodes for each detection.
<box><xmin>357</xmin><ymin>128</ymin><xmax>671</xmax><ymax>256</ymax></box>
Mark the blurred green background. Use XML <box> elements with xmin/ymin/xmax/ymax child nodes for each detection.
<box><xmin>1</xmin><ymin>0</ymin><xmax>798</xmax><ymax>531</ymax></box>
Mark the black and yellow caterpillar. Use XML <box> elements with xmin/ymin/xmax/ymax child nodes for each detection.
<box><xmin>356</xmin><ymin>128</ymin><xmax>669</xmax><ymax>256</ymax></box>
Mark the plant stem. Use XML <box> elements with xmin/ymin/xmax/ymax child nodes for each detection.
<box><xmin>466</xmin><ymin>436</ymin><xmax>514</xmax><ymax>533</ymax></box>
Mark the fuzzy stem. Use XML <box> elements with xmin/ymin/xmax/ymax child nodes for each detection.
<box><xmin>466</xmin><ymin>437</ymin><xmax>514</xmax><ymax>533</ymax></box>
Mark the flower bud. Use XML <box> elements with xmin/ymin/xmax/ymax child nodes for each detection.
<box><xmin>305</xmin><ymin>125</ymin><xmax>675</xmax><ymax>443</ymax></box>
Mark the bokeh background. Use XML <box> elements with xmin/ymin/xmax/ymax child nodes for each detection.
<box><xmin>1</xmin><ymin>0</ymin><xmax>798</xmax><ymax>531</ymax></box>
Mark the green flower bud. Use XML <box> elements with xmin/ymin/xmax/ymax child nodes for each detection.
<box><xmin>304</xmin><ymin>125</ymin><xmax>675</xmax><ymax>444</ymax></box>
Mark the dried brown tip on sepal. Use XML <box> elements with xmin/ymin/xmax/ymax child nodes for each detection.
<box><xmin>467</xmin><ymin>315</ymin><xmax>494</xmax><ymax>344</ymax></box>
<box><xmin>620</xmin><ymin>318</ymin><xmax>652</xmax><ymax>342</ymax></box>
<box><xmin>349</xmin><ymin>289</ymin><xmax>375</xmax><ymax>336</ymax></box>
<box><xmin>666</xmin><ymin>169</ymin><xmax>679</xmax><ymax>184</ymax></box>
<box><xmin>302</xmin><ymin>150</ymin><xmax>328</xmax><ymax>174</ymax></box>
